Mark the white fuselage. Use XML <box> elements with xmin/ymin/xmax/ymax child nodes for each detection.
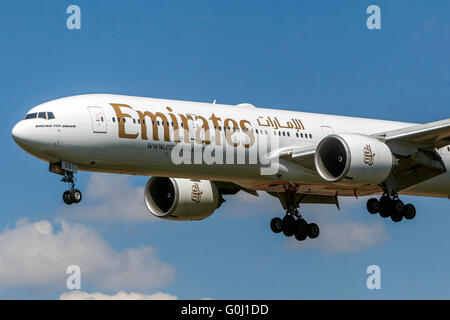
<box><xmin>11</xmin><ymin>94</ymin><xmax>450</xmax><ymax>198</ymax></box>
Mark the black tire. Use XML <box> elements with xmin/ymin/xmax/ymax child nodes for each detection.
<box><xmin>63</xmin><ymin>191</ymin><xmax>72</xmax><ymax>205</ymax></box>
<box><xmin>367</xmin><ymin>198</ymin><xmax>379</xmax><ymax>214</ymax></box>
<box><xmin>294</xmin><ymin>219</ymin><xmax>308</xmax><ymax>241</ymax></box>
<box><xmin>393</xmin><ymin>199</ymin><xmax>404</xmax><ymax>214</ymax></box>
<box><xmin>391</xmin><ymin>212</ymin><xmax>403</xmax><ymax>222</ymax></box>
<box><xmin>297</xmin><ymin>219</ymin><xmax>308</xmax><ymax>232</ymax></box>
<box><xmin>69</xmin><ymin>189</ymin><xmax>82</xmax><ymax>204</ymax></box>
<box><xmin>379</xmin><ymin>196</ymin><xmax>391</xmax><ymax>218</ymax></box>
<box><xmin>404</xmin><ymin>204</ymin><xmax>416</xmax><ymax>220</ymax></box>
<box><xmin>307</xmin><ymin>223</ymin><xmax>320</xmax><ymax>239</ymax></box>
<box><xmin>270</xmin><ymin>217</ymin><xmax>283</xmax><ymax>234</ymax></box>
<box><xmin>282</xmin><ymin>215</ymin><xmax>296</xmax><ymax>237</ymax></box>
<box><xmin>295</xmin><ymin>229</ymin><xmax>307</xmax><ymax>241</ymax></box>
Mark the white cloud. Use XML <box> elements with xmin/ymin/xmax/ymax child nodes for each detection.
<box><xmin>0</xmin><ymin>219</ymin><xmax>175</xmax><ymax>292</ymax></box>
<box><xmin>287</xmin><ymin>220</ymin><xmax>389</xmax><ymax>254</ymax></box>
<box><xmin>60</xmin><ymin>290</ymin><xmax>177</xmax><ymax>300</ymax></box>
<box><xmin>63</xmin><ymin>173</ymin><xmax>155</xmax><ymax>223</ymax></box>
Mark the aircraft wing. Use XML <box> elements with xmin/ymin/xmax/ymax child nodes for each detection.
<box><xmin>373</xmin><ymin>119</ymin><xmax>450</xmax><ymax>191</ymax></box>
<box><xmin>279</xmin><ymin>119</ymin><xmax>450</xmax><ymax>192</ymax></box>
<box><xmin>375</xmin><ymin>118</ymin><xmax>450</xmax><ymax>154</ymax></box>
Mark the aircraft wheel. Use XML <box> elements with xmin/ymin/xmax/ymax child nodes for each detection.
<box><xmin>282</xmin><ymin>215</ymin><xmax>296</xmax><ymax>237</ymax></box>
<box><xmin>404</xmin><ymin>204</ymin><xmax>416</xmax><ymax>220</ymax></box>
<box><xmin>307</xmin><ymin>223</ymin><xmax>320</xmax><ymax>239</ymax></box>
<box><xmin>391</xmin><ymin>212</ymin><xmax>403</xmax><ymax>222</ymax></box>
<box><xmin>379</xmin><ymin>195</ymin><xmax>391</xmax><ymax>218</ymax></box>
<box><xmin>270</xmin><ymin>217</ymin><xmax>283</xmax><ymax>234</ymax></box>
<box><xmin>393</xmin><ymin>199</ymin><xmax>404</xmax><ymax>214</ymax></box>
<box><xmin>294</xmin><ymin>219</ymin><xmax>308</xmax><ymax>241</ymax></box>
<box><xmin>63</xmin><ymin>191</ymin><xmax>73</xmax><ymax>205</ymax></box>
<box><xmin>367</xmin><ymin>198</ymin><xmax>379</xmax><ymax>214</ymax></box>
<box><xmin>69</xmin><ymin>189</ymin><xmax>82</xmax><ymax>204</ymax></box>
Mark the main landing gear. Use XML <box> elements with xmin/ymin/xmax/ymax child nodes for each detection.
<box><xmin>270</xmin><ymin>192</ymin><xmax>320</xmax><ymax>241</ymax></box>
<box><xmin>61</xmin><ymin>171</ymin><xmax>82</xmax><ymax>205</ymax></box>
<box><xmin>366</xmin><ymin>192</ymin><xmax>416</xmax><ymax>222</ymax></box>
<box><xmin>270</xmin><ymin>210</ymin><xmax>320</xmax><ymax>241</ymax></box>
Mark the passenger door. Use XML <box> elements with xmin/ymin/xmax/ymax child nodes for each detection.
<box><xmin>87</xmin><ymin>106</ymin><xmax>107</xmax><ymax>133</ymax></box>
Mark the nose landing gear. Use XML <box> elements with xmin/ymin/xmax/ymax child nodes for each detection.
<box><xmin>49</xmin><ymin>161</ymin><xmax>83</xmax><ymax>205</ymax></box>
<box><xmin>61</xmin><ymin>171</ymin><xmax>82</xmax><ymax>205</ymax></box>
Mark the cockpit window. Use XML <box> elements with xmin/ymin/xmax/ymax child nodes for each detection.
<box><xmin>24</xmin><ymin>111</ymin><xmax>55</xmax><ymax>120</ymax></box>
<box><xmin>24</xmin><ymin>113</ymin><xmax>37</xmax><ymax>119</ymax></box>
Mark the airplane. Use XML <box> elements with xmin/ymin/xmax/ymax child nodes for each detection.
<box><xmin>11</xmin><ymin>94</ymin><xmax>450</xmax><ymax>241</ymax></box>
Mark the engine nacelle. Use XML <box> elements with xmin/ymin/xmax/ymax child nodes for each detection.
<box><xmin>144</xmin><ymin>177</ymin><xmax>220</xmax><ymax>221</ymax></box>
<box><xmin>314</xmin><ymin>133</ymin><xmax>395</xmax><ymax>185</ymax></box>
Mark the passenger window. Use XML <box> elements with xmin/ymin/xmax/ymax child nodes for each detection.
<box><xmin>38</xmin><ymin>112</ymin><xmax>46</xmax><ymax>119</ymax></box>
<box><xmin>123</xmin><ymin>118</ymin><xmax>126</xmax><ymax>123</ymax></box>
<box><xmin>101</xmin><ymin>116</ymin><xmax>104</xmax><ymax>122</ymax></box>
<box><xmin>25</xmin><ymin>113</ymin><xmax>37</xmax><ymax>119</ymax></box>
<box><xmin>309</xmin><ymin>134</ymin><xmax>312</xmax><ymax>139</ymax></box>
<box><xmin>47</xmin><ymin>112</ymin><xmax>55</xmax><ymax>119</ymax></box>
<box><xmin>112</xmin><ymin>117</ymin><xmax>116</xmax><ymax>122</ymax></box>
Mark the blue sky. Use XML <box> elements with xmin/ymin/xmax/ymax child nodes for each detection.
<box><xmin>1</xmin><ymin>0</ymin><xmax>449</xmax><ymax>299</ymax></box>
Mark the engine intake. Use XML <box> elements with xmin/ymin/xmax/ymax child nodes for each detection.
<box><xmin>315</xmin><ymin>133</ymin><xmax>395</xmax><ymax>184</ymax></box>
<box><xmin>144</xmin><ymin>177</ymin><xmax>220</xmax><ymax>221</ymax></box>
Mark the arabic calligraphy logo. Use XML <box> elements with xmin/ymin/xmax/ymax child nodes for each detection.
<box><xmin>191</xmin><ymin>182</ymin><xmax>203</xmax><ymax>203</ymax></box>
<box><xmin>363</xmin><ymin>144</ymin><xmax>375</xmax><ymax>166</ymax></box>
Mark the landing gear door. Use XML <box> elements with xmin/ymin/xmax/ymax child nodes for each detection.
<box><xmin>87</xmin><ymin>106</ymin><xmax>107</xmax><ymax>133</ymax></box>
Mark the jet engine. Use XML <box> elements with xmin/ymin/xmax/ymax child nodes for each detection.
<box><xmin>144</xmin><ymin>177</ymin><xmax>221</xmax><ymax>221</ymax></box>
<box><xmin>314</xmin><ymin>133</ymin><xmax>395</xmax><ymax>185</ymax></box>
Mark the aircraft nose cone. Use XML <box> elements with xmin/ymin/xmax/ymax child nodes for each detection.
<box><xmin>11</xmin><ymin>121</ymin><xmax>28</xmax><ymax>146</ymax></box>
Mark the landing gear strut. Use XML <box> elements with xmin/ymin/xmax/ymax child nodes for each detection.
<box><xmin>366</xmin><ymin>191</ymin><xmax>416</xmax><ymax>222</ymax></box>
<box><xmin>270</xmin><ymin>193</ymin><xmax>320</xmax><ymax>241</ymax></box>
<box><xmin>61</xmin><ymin>171</ymin><xmax>82</xmax><ymax>205</ymax></box>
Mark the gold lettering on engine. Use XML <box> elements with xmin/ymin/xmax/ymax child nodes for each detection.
<box><xmin>363</xmin><ymin>144</ymin><xmax>375</xmax><ymax>166</ymax></box>
<box><xmin>191</xmin><ymin>182</ymin><xmax>203</xmax><ymax>203</ymax></box>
